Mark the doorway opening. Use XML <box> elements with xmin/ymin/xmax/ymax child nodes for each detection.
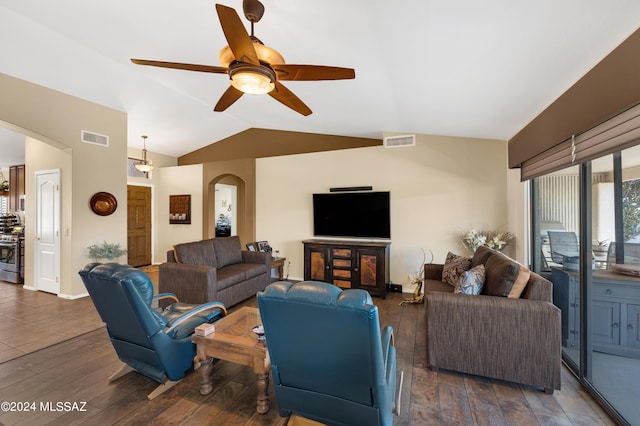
<box><xmin>215</xmin><ymin>183</ymin><xmax>237</xmax><ymax>237</ymax></box>
<box><xmin>207</xmin><ymin>174</ymin><xmax>248</xmax><ymax>243</ymax></box>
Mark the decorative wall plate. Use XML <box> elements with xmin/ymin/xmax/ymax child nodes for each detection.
<box><xmin>90</xmin><ymin>192</ymin><xmax>117</xmax><ymax>216</ymax></box>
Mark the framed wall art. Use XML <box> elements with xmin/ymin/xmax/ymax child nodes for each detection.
<box><xmin>169</xmin><ymin>194</ymin><xmax>191</xmax><ymax>224</ymax></box>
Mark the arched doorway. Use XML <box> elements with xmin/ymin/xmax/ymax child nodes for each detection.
<box><xmin>207</xmin><ymin>174</ymin><xmax>249</xmax><ymax>243</ymax></box>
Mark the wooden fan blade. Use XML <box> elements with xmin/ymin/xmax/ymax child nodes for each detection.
<box><xmin>274</xmin><ymin>64</ymin><xmax>355</xmax><ymax>81</ymax></box>
<box><xmin>131</xmin><ymin>59</ymin><xmax>228</xmax><ymax>74</ymax></box>
<box><xmin>214</xmin><ymin>86</ymin><xmax>244</xmax><ymax>112</ymax></box>
<box><xmin>268</xmin><ymin>82</ymin><xmax>312</xmax><ymax>116</ymax></box>
<box><xmin>215</xmin><ymin>4</ymin><xmax>259</xmax><ymax>66</ymax></box>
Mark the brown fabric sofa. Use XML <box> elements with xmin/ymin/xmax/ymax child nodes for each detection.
<box><xmin>159</xmin><ymin>236</ymin><xmax>271</xmax><ymax>308</ymax></box>
<box><xmin>424</xmin><ymin>247</ymin><xmax>561</xmax><ymax>393</ymax></box>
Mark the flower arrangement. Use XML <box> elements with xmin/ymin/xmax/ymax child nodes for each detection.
<box><xmin>87</xmin><ymin>241</ymin><xmax>127</xmax><ymax>261</ymax></box>
<box><xmin>461</xmin><ymin>229</ymin><xmax>513</xmax><ymax>253</ymax></box>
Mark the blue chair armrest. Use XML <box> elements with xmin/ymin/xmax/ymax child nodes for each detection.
<box><xmin>381</xmin><ymin>326</ymin><xmax>394</xmax><ymax>365</ymax></box>
<box><xmin>164</xmin><ymin>302</ymin><xmax>227</xmax><ymax>335</ymax></box>
<box><xmin>381</xmin><ymin>326</ymin><xmax>395</xmax><ymax>384</ymax></box>
<box><xmin>154</xmin><ymin>292</ymin><xmax>179</xmax><ymax>304</ymax></box>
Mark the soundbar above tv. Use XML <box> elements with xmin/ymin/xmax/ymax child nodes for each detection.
<box><xmin>312</xmin><ymin>191</ymin><xmax>391</xmax><ymax>239</ymax></box>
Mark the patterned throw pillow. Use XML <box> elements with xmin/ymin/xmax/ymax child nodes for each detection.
<box><xmin>455</xmin><ymin>264</ymin><xmax>486</xmax><ymax>295</ymax></box>
<box><xmin>442</xmin><ymin>252</ymin><xmax>472</xmax><ymax>287</ymax></box>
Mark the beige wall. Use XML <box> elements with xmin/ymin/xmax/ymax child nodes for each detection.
<box><xmin>153</xmin><ymin>164</ymin><xmax>203</xmax><ymax>263</ymax></box>
<box><xmin>1</xmin><ymin>72</ymin><xmax>127</xmax><ymax>298</ymax></box>
<box><xmin>507</xmin><ymin>168</ymin><xmax>529</xmax><ymax>264</ymax></box>
<box><xmin>127</xmin><ymin>147</ymin><xmax>179</xmax><ymax>263</ymax></box>
<box><xmin>256</xmin><ymin>133</ymin><xmax>509</xmax><ymax>289</ymax></box>
<box><xmin>24</xmin><ymin>137</ymin><xmax>72</xmax><ymax>292</ymax></box>
<box><xmin>202</xmin><ymin>159</ymin><xmax>256</xmax><ymax>246</ymax></box>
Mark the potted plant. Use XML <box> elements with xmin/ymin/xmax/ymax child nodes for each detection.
<box><xmin>87</xmin><ymin>241</ymin><xmax>127</xmax><ymax>262</ymax></box>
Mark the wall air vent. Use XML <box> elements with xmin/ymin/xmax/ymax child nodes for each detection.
<box><xmin>81</xmin><ymin>130</ymin><xmax>109</xmax><ymax>147</ymax></box>
<box><xmin>384</xmin><ymin>134</ymin><xmax>415</xmax><ymax>148</ymax></box>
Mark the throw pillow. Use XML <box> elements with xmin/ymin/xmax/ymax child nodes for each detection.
<box><xmin>483</xmin><ymin>251</ymin><xmax>521</xmax><ymax>297</ymax></box>
<box><xmin>471</xmin><ymin>245</ymin><xmax>495</xmax><ymax>268</ymax></box>
<box><xmin>508</xmin><ymin>264</ymin><xmax>531</xmax><ymax>298</ymax></box>
<box><xmin>442</xmin><ymin>252</ymin><xmax>472</xmax><ymax>287</ymax></box>
<box><xmin>455</xmin><ymin>264</ymin><xmax>486</xmax><ymax>295</ymax></box>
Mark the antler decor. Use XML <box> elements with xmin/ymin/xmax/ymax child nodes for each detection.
<box><xmin>400</xmin><ymin>248</ymin><xmax>432</xmax><ymax>306</ymax></box>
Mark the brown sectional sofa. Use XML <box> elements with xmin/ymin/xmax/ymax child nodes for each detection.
<box><xmin>159</xmin><ymin>236</ymin><xmax>271</xmax><ymax>308</ymax></box>
<box><xmin>424</xmin><ymin>246</ymin><xmax>561</xmax><ymax>393</ymax></box>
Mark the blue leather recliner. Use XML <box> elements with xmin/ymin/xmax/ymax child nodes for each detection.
<box><xmin>257</xmin><ymin>281</ymin><xmax>402</xmax><ymax>426</ymax></box>
<box><xmin>79</xmin><ymin>263</ymin><xmax>226</xmax><ymax>399</ymax></box>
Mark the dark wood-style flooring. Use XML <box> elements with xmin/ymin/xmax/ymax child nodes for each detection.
<box><xmin>0</xmin><ymin>279</ymin><xmax>617</xmax><ymax>425</ymax></box>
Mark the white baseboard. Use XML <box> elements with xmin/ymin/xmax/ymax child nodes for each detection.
<box><xmin>58</xmin><ymin>292</ymin><xmax>89</xmax><ymax>300</ymax></box>
<box><xmin>20</xmin><ymin>285</ymin><xmax>89</xmax><ymax>300</ymax></box>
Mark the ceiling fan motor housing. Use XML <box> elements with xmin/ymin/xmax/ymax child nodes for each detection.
<box><xmin>243</xmin><ymin>0</ymin><xmax>265</xmax><ymax>23</ymax></box>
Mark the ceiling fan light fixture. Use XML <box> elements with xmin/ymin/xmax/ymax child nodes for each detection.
<box><xmin>229</xmin><ymin>63</ymin><xmax>276</xmax><ymax>94</ymax></box>
<box><xmin>218</xmin><ymin>42</ymin><xmax>284</xmax><ymax>68</ymax></box>
<box><xmin>135</xmin><ymin>135</ymin><xmax>154</xmax><ymax>172</ymax></box>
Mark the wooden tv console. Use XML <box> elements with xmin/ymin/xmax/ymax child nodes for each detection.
<box><xmin>302</xmin><ymin>239</ymin><xmax>390</xmax><ymax>297</ymax></box>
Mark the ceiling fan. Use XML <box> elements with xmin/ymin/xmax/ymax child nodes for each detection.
<box><xmin>131</xmin><ymin>1</ymin><xmax>355</xmax><ymax>116</ymax></box>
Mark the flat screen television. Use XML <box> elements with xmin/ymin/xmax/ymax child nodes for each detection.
<box><xmin>313</xmin><ymin>191</ymin><xmax>391</xmax><ymax>239</ymax></box>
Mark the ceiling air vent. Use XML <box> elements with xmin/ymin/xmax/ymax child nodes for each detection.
<box><xmin>384</xmin><ymin>134</ymin><xmax>415</xmax><ymax>148</ymax></box>
<box><xmin>81</xmin><ymin>130</ymin><xmax>109</xmax><ymax>147</ymax></box>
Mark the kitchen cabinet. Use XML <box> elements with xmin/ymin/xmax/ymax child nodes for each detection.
<box><xmin>552</xmin><ymin>267</ymin><xmax>640</xmax><ymax>358</ymax></box>
<box><xmin>627</xmin><ymin>304</ymin><xmax>640</xmax><ymax>348</ymax></box>
<box><xmin>303</xmin><ymin>239</ymin><xmax>390</xmax><ymax>297</ymax></box>
<box><xmin>8</xmin><ymin>165</ymin><xmax>25</xmax><ymax>212</ymax></box>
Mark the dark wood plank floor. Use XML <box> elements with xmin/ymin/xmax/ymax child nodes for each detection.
<box><xmin>0</xmin><ymin>282</ymin><xmax>103</xmax><ymax>363</ymax></box>
<box><xmin>0</xmin><ymin>286</ymin><xmax>616</xmax><ymax>425</ymax></box>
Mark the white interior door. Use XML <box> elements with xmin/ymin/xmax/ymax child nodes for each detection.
<box><xmin>35</xmin><ymin>169</ymin><xmax>60</xmax><ymax>294</ymax></box>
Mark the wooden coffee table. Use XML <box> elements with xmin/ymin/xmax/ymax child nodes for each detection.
<box><xmin>192</xmin><ymin>306</ymin><xmax>271</xmax><ymax>414</ymax></box>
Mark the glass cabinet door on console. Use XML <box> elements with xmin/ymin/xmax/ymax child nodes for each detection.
<box><xmin>356</xmin><ymin>248</ymin><xmax>383</xmax><ymax>291</ymax></box>
<box><xmin>306</xmin><ymin>244</ymin><xmax>329</xmax><ymax>282</ymax></box>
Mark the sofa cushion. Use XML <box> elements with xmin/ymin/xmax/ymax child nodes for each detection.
<box><xmin>424</xmin><ymin>278</ymin><xmax>455</xmax><ymax>294</ymax></box>
<box><xmin>216</xmin><ymin>265</ymin><xmax>248</xmax><ymax>290</ymax></box>
<box><xmin>483</xmin><ymin>251</ymin><xmax>521</xmax><ymax>297</ymax></box>
<box><xmin>173</xmin><ymin>239</ymin><xmax>217</xmax><ymax>268</ymax></box>
<box><xmin>508</xmin><ymin>264</ymin><xmax>531</xmax><ymax>298</ymax></box>
<box><xmin>471</xmin><ymin>246</ymin><xmax>495</xmax><ymax>268</ymax></box>
<box><xmin>455</xmin><ymin>264</ymin><xmax>485</xmax><ymax>295</ymax></box>
<box><xmin>442</xmin><ymin>252</ymin><xmax>471</xmax><ymax>287</ymax></box>
<box><xmin>213</xmin><ymin>236</ymin><xmax>243</xmax><ymax>268</ymax></box>
<box><xmin>216</xmin><ymin>263</ymin><xmax>266</xmax><ymax>291</ymax></box>
<box><xmin>238</xmin><ymin>263</ymin><xmax>266</xmax><ymax>280</ymax></box>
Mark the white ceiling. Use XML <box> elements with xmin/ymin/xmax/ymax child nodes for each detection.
<box><xmin>0</xmin><ymin>0</ymin><xmax>639</xmax><ymax>161</ymax></box>
<box><xmin>0</xmin><ymin>127</ymin><xmax>26</xmax><ymax>169</ymax></box>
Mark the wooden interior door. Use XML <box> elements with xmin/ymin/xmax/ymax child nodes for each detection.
<box><xmin>127</xmin><ymin>185</ymin><xmax>151</xmax><ymax>267</ymax></box>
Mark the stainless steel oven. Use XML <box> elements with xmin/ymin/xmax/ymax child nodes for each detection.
<box><xmin>0</xmin><ymin>213</ymin><xmax>23</xmax><ymax>284</ymax></box>
<box><xmin>0</xmin><ymin>236</ymin><xmax>21</xmax><ymax>283</ymax></box>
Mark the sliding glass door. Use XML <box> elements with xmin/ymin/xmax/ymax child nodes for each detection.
<box><xmin>532</xmin><ymin>165</ymin><xmax>581</xmax><ymax>367</ymax></box>
<box><xmin>531</xmin><ymin>146</ymin><xmax>640</xmax><ymax>425</ymax></box>
<box><xmin>586</xmin><ymin>149</ymin><xmax>640</xmax><ymax>425</ymax></box>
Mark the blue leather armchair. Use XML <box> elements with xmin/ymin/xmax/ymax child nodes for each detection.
<box><xmin>257</xmin><ymin>281</ymin><xmax>401</xmax><ymax>425</ymax></box>
<box><xmin>79</xmin><ymin>263</ymin><xmax>227</xmax><ymax>399</ymax></box>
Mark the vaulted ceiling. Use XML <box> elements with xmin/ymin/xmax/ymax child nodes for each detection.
<box><xmin>1</xmin><ymin>0</ymin><xmax>639</xmax><ymax>163</ymax></box>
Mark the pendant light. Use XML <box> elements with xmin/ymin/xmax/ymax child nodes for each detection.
<box><xmin>135</xmin><ymin>135</ymin><xmax>154</xmax><ymax>172</ymax></box>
